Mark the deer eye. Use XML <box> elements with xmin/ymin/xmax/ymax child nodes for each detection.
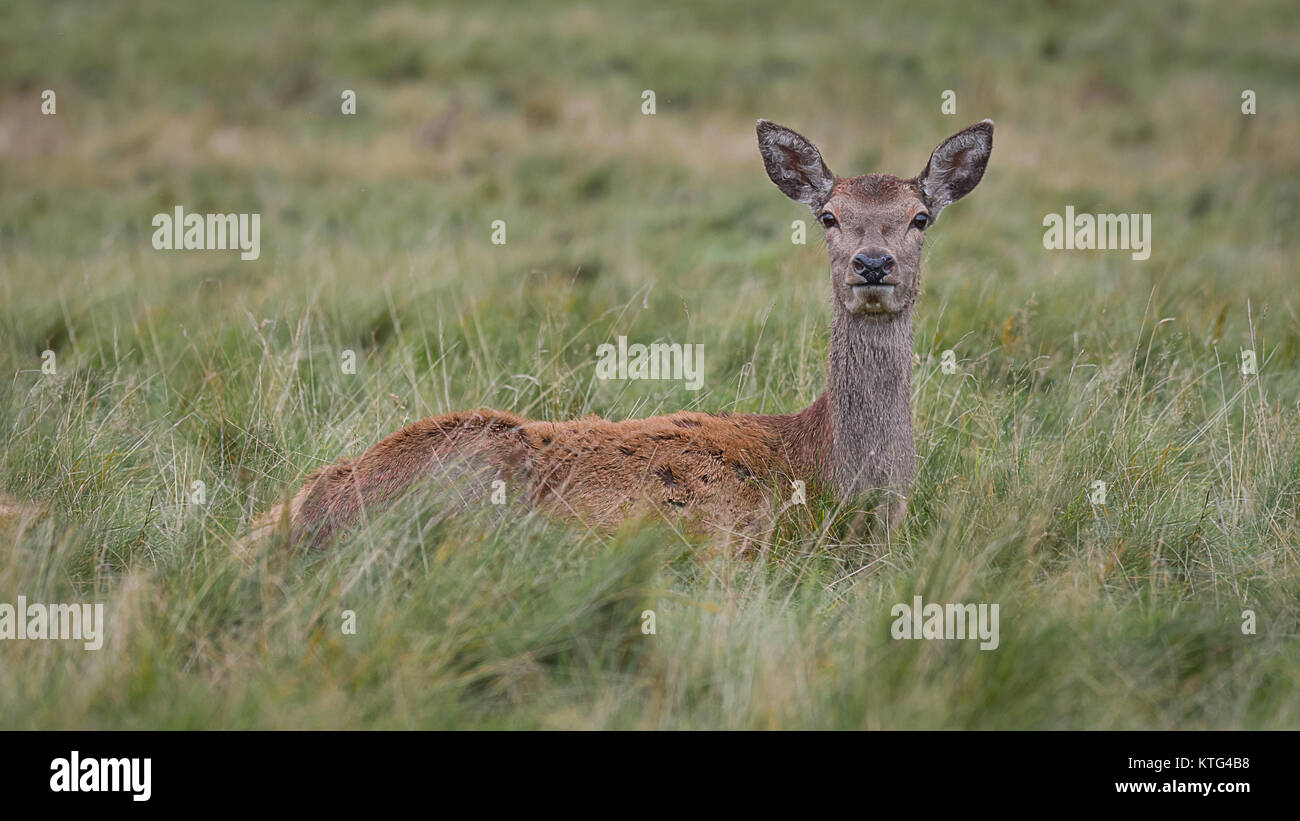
<box><xmin>818</xmin><ymin>212</ymin><xmax>837</xmax><ymax>228</ymax></box>
<box><xmin>911</xmin><ymin>212</ymin><xmax>931</xmax><ymax>230</ymax></box>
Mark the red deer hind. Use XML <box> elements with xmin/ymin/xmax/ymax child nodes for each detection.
<box><xmin>244</xmin><ymin>118</ymin><xmax>993</xmax><ymax>550</ymax></box>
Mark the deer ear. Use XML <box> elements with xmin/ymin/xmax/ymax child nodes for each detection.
<box><xmin>757</xmin><ymin>120</ymin><xmax>835</xmax><ymax>208</ymax></box>
<box><xmin>917</xmin><ymin>119</ymin><xmax>993</xmax><ymax>216</ymax></box>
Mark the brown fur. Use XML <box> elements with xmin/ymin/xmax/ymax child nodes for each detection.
<box><xmin>244</xmin><ymin>400</ymin><xmax>830</xmax><ymax>551</ymax></box>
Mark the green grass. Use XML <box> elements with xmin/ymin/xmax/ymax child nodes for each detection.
<box><xmin>1</xmin><ymin>0</ymin><xmax>1298</xmax><ymax>729</ymax></box>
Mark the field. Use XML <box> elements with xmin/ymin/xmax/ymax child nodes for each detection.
<box><xmin>1</xmin><ymin>0</ymin><xmax>1298</xmax><ymax>729</ymax></box>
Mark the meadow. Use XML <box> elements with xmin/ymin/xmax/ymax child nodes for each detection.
<box><xmin>1</xmin><ymin>0</ymin><xmax>1297</xmax><ymax>729</ymax></box>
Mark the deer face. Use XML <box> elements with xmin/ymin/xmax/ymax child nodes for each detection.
<box><xmin>758</xmin><ymin>119</ymin><xmax>993</xmax><ymax>318</ymax></box>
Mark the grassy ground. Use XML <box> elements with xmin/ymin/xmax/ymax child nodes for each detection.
<box><xmin>1</xmin><ymin>0</ymin><xmax>1298</xmax><ymax>729</ymax></box>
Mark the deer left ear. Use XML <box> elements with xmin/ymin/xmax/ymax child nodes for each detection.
<box><xmin>917</xmin><ymin>119</ymin><xmax>993</xmax><ymax>216</ymax></box>
<box><xmin>757</xmin><ymin>119</ymin><xmax>836</xmax><ymax>208</ymax></box>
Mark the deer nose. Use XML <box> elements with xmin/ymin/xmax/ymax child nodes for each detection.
<box><xmin>851</xmin><ymin>252</ymin><xmax>895</xmax><ymax>284</ymax></box>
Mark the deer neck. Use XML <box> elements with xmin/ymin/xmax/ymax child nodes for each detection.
<box><xmin>825</xmin><ymin>308</ymin><xmax>915</xmax><ymax>496</ymax></box>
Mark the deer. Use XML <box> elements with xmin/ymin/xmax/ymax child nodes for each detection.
<box><xmin>241</xmin><ymin>118</ymin><xmax>993</xmax><ymax>552</ymax></box>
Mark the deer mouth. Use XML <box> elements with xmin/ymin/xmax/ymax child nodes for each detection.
<box><xmin>850</xmin><ymin>283</ymin><xmax>897</xmax><ymax>303</ymax></box>
<box><xmin>844</xmin><ymin>281</ymin><xmax>902</xmax><ymax>314</ymax></box>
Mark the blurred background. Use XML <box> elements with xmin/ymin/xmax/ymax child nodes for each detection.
<box><xmin>3</xmin><ymin>0</ymin><xmax>1297</xmax><ymax>389</ymax></box>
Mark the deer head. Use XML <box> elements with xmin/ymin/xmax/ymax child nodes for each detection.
<box><xmin>758</xmin><ymin>118</ymin><xmax>993</xmax><ymax>319</ymax></box>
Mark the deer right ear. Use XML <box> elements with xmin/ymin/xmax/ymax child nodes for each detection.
<box><xmin>917</xmin><ymin>119</ymin><xmax>994</xmax><ymax>216</ymax></box>
<box><xmin>757</xmin><ymin>120</ymin><xmax>835</xmax><ymax>209</ymax></box>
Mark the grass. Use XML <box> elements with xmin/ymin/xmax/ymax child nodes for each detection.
<box><xmin>0</xmin><ymin>0</ymin><xmax>1298</xmax><ymax>729</ymax></box>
